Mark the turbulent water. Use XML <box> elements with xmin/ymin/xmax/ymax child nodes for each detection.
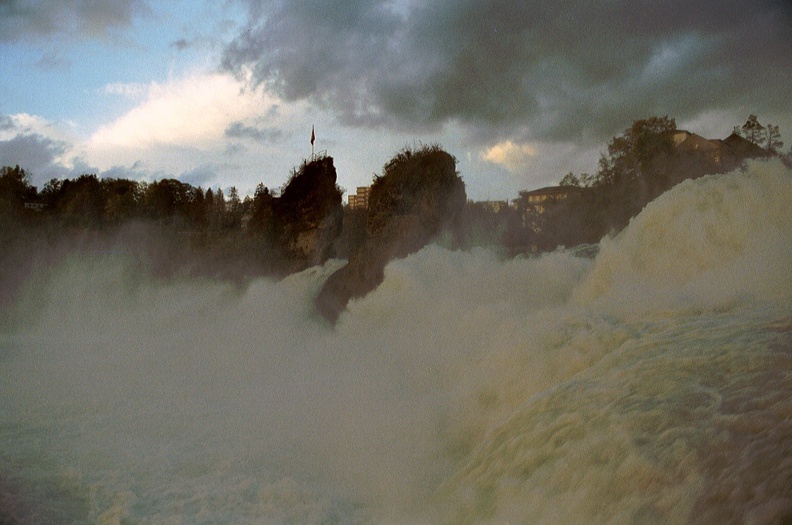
<box><xmin>1</xmin><ymin>160</ymin><xmax>791</xmax><ymax>524</ymax></box>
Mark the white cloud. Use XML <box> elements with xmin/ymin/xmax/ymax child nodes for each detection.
<box><xmin>99</xmin><ymin>82</ymin><xmax>149</xmax><ymax>98</ymax></box>
<box><xmin>481</xmin><ymin>140</ymin><xmax>537</xmax><ymax>172</ymax></box>
<box><xmin>89</xmin><ymin>73</ymin><xmax>277</xmax><ymax>152</ymax></box>
<box><xmin>1</xmin><ymin>113</ymin><xmax>61</xmax><ymax>139</ymax></box>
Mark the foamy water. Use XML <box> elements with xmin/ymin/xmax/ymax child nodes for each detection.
<box><xmin>1</xmin><ymin>160</ymin><xmax>791</xmax><ymax>524</ymax></box>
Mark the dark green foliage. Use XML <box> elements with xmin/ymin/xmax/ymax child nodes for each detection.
<box><xmin>765</xmin><ymin>124</ymin><xmax>784</xmax><ymax>153</ymax></box>
<box><xmin>534</xmin><ymin>115</ymin><xmax>784</xmax><ymax>250</ymax></box>
<box><xmin>559</xmin><ymin>172</ymin><xmax>580</xmax><ymax>187</ymax></box>
<box><xmin>367</xmin><ymin>144</ymin><xmax>465</xmax><ymax>238</ymax></box>
<box><xmin>247</xmin><ymin>183</ymin><xmax>274</xmax><ymax>239</ymax></box>
<box><xmin>741</xmin><ymin>114</ymin><xmax>765</xmax><ymax>145</ymax></box>
<box><xmin>0</xmin><ymin>165</ymin><xmax>36</xmax><ymax>223</ymax></box>
<box><xmin>596</xmin><ymin>116</ymin><xmax>677</xmax><ymax>188</ymax></box>
<box><xmin>316</xmin><ymin>144</ymin><xmax>466</xmax><ymax>322</ymax></box>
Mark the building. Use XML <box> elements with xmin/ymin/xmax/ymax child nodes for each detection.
<box><xmin>517</xmin><ymin>186</ymin><xmax>581</xmax><ymax>214</ymax></box>
<box><xmin>721</xmin><ymin>132</ymin><xmax>770</xmax><ymax>159</ymax></box>
<box><xmin>674</xmin><ymin>132</ymin><xmax>728</xmax><ymax>166</ymax></box>
<box><xmin>348</xmin><ymin>186</ymin><xmax>371</xmax><ymax>209</ymax></box>
<box><xmin>668</xmin><ymin>129</ymin><xmax>771</xmax><ymax>170</ymax></box>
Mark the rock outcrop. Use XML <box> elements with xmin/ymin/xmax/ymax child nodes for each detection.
<box><xmin>272</xmin><ymin>155</ymin><xmax>344</xmax><ymax>272</ymax></box>
<box><xmin>315</xmin><ymin>145</ymin><xmax>466</xmax><ymax>322</ymax></box>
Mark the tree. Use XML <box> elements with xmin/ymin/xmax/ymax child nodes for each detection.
<box><xmin>188</xmin><ymin>186</ymin><xmax>207</xmax><ymax>230</ymax></box>
<box><xmin>595</xmin><ymin>116</ymin><xmax>677</xmax><ymax>186</ymax></box>
<box><xmin>765</xmin><ymin>124</ymin><xmax>784</xmax><ymax>153</ymax></box>
<box><xmin>211</xmin><ymin>187</ymin><xmax>226</xmax><ymax>230</ymax></box>
<box><xmin>228</xmin><ymin>186</ymin><xmax>240</xmax><ymax>210</ymax></box>
<box><xmin>103</xmin><ymin>178</ymin><xmax>140</xmax><ymax>224</ymax></box>
<box><xmin>225</xmin><ymin>186</ymin><xmax>242</xmax><ymax>229</ymax></box>
<box><xmin>559</xmin><ymin>172</ymin><xmax>580</xmax><ymax>187</ymax></box>
<box><xmin>248</xmin><ymin>182</ymin><xmax>273</xmax><ymax>238</ymax></box>
<box><xmin>0</xmin><ymin>165</ymin><xmax>36</xmax><ymax>203</ymax></box>
<box><xmin>741</xmin><ymin>115</ymin><xmax>765</xmax><ymax>145</ymax></box>
<box><xmin>782</xmin><ymin>146</ymin><xmax>792</xmax><ymax>169</ymax></box>
<box><xmin>0</xmin><ymin>165</ymin><xmax>37</xmax><ymax>222</ymax></box>
<box><xmin>54</xmin><ymin>174</ymin><xmax>106</xmax><ymax>227</ymax></box>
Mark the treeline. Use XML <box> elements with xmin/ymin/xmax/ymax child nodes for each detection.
<box><xmin>464</xmin><ymin>115</ymin><xmax>789</xmax><ymax>252</ymax></box>
<box><xmin>1</xmin><ymin>114</ymin><xmax>789</xmax><ymax>284</ymax></box>
<box><xmin>0</xmin><ymin>157</ymin><xmax>349</xmax><ymax>304</ymax></box>
<box><xmin>1</xmin><ymin>167</ymin><xmax>255</xmax><ymax>233</ymax></box>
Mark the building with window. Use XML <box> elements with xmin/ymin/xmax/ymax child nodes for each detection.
<box><xmin>347</xmin><ymin>186</ymin><xmax>371</xmax><ymax>209</ymax></box>
<box><xmin>517</xmin><ymin>186</ymin><xmax>581</xmax><ymax>214</ymax></box>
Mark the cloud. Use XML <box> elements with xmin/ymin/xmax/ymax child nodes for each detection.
<box><xmin>222</xmin><ymin>0</ymin><xmax>792</xmax><ymax>145</ymax></box>
<box><xmin>89</xmin><ymin>73</ymin><xmax>268</xmax><ymax>150</ymax></box>
<box><xmin>481</xmin><ymin>141</ymin><xmax>537</xmax><ymax>172</ymax></box>
<box><xmin>171</xmin><ymin>38</ymin><xmax>191</xmax><ymax>51</ymax></box>
<box><xmin>0</xmin><ymin>116</ymin><xmax>14</xmax><ymax>132</ymax></box>
<box><xmin>35</xmin><ymin>50</ymin><xmax>73</xmax><ymax>71</ymax></box>
<box><xmin>99</xmin><ymin>82</ymin><xmax>149</xmax><ymax>98</ymax></box>
<box><xmin>224</xmin><ymin>121</ymin><xmax>283</xmax><ymax>143</ymax></box>
<box><xmin>0</xmin><ymin>133</ymin><xmax>100</xmax><ymax>185</ymax></box>
<box><xmin>0</xmin><ymin>113</ymin><xmax>62</xmax><ymax>138</ymax></box>
<box><xmin>0</xmin><ymin>134</ymin><xmax>67</xmax><ymax>174</ymax></box>
<box><xmin>180</xmin><ymin>164</ymin><xmax>219</xmax><ymax>188</ymax></box>
<box><xmin>0</xmin><ymin>0</ymin><xmax>151</xmax><ymax>42</ymax></box>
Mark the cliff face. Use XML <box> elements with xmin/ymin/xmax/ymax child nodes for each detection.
<box><xmin>316</xmin><ymin>146</ymin><xmax>466</xmax><ymax>323</ymax></box>
<box><xmin>272</xmin><ymin>156</ymin><xmax>343</xmax><ymax>272</ymax></box>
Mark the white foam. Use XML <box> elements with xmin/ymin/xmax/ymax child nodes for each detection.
<box><xmin>1</xmin><ymin>160</ymin><xmax>790</xmax><ymax>523</ymax></box>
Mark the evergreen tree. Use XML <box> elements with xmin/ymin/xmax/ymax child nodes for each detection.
<box><xmin>741</xmin><ymin>115</ymin><xmax>765</xmax><ymax>145</ymax></box>
<box><xmin>765</xmin><ymin>124</ymin><xmax>784</xmax><ymax>153</ymax></box>
<box><xmin>595</xmin><ymin>116</ymin><xmax>676</xmax><ymax>186</ymax></box>
<box><xmin>559</xmin><ymin>172</ymin><xmax>581</xmax><ymax>187</ymax></box>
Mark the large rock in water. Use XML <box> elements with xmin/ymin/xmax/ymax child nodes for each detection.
<box><xmin>316</xmin><ymin>145</ymin><xmax>466</xmax><ymax>322</ymax></box>
<box><xmin>272</xmin><ymin>156</ymin><xmax>343</xmax><ymax>272</ymax></box>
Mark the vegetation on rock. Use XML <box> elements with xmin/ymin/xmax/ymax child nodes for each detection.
<box><xmin>315</xmin><ymin>144</ymin><xmax>466</xmax><ymax>322</ymax></box>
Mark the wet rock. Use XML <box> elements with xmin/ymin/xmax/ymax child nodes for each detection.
<box><xmin>316</xmin><ymin>145</ymin><xmax>466</xmax><ymax>323</ymax></box>
<box><xmin>272</xmin><ymin>156</ymin><xmax>344</xmax><ymax>272</ymax></box>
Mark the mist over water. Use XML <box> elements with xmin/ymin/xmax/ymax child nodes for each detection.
<box><xmin>1</xmin><ymin>160</ymin><xmax>791</xmax><ymax>524</ymax></box>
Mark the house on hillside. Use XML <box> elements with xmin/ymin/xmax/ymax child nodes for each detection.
<box><xmin>675</xmin><ymin>132</ymin><xmax>728</xmax><ymax>166</ymax></box>
<box><xmin>517</xmin><ymin>185</ymin><xmax>582</xmax><ymax>214</ymax></box>
<box><xmin>669</xmin><ymin>129</ymin><xmax>693</xmax><ymax>147</ymax></box>
<box><xmin>722</xmin><ymin>132</ymin><xmax>770</xmax><ymax>159</ymax></box>
<box><xmin>666</xmin><ymin>129</ymin><xmax>771</xmax><ymax>174</ymax></box>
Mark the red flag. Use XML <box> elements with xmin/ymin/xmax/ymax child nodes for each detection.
<box><xmin>311</xmin><ymin>126</ymin><xmax>315</xmax><ymax>145</ymax></box>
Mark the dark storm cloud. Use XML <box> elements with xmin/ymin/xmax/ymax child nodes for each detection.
<box><xmin>0</xmin><ymin>0</ymin><xmax>150</xmax><ymax>42</ymax></box>
<box><xmin>0</xmin><ymin>133</ymin><xmax>111</xmax><ymax>185</ymax></box>
<box><xmin>180</xmin><ymin>164</ymin><xmax>218</xmax><ymax>188</ymax></box>
<box><xmin>224</xmin><ymin>121</ymin><xmax>283</xmax><ymax>143</ymax></box>
<box><xmin>222</xmin><ymin>0</ymin><xmax>792</xmax><ymax>143</ymax></box>
<box><xmin>0</xmin><ymin>133</ymin><xmax>68</xmax><ymax>176</ymax></box>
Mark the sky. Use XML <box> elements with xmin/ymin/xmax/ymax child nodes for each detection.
<box><xmin>1</xmin><ymin>0</ymin><xmax>791</xmax><ymax>201</ymax></box>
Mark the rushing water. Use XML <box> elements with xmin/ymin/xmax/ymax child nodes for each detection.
<box><xmin>1</xmin><ymin>160</ymin><xmax>791</xmax><ymax>524</ymax></box>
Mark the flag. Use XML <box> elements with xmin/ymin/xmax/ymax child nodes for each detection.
<box><xmin>311</xmin><ymin>126</ymin><xmax>315</xmax><ymax>146</ymax></box>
